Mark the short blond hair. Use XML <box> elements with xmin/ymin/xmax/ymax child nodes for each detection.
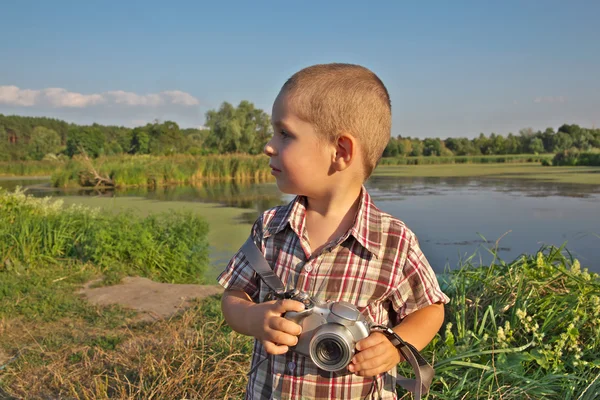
<box><xmin>281</xmin><ymin>63</ymin><xmax>391</xmax><ymax>178</ymax></box>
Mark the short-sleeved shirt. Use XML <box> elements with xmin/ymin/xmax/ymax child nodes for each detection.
<box><xmin>218</xmin><ymin>187</ymin><xmax>449</xmax><ymax>400</ymax></box>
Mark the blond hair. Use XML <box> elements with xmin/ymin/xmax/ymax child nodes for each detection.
<box><xmin>281</xmin><ymin>63</ymin><xmax>391</xmax><ymax>178</ymax></box>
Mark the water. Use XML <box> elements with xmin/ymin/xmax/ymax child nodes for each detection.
<box><xmin>2</xmin><ymin>176</ymin><xmax>599</xmax><ymax>273</ymax></box>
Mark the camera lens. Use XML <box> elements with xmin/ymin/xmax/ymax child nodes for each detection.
<box><xmin>316</xmin><ymin>339</ymin><xmax>343</xmax><ymax>365</ymax></box>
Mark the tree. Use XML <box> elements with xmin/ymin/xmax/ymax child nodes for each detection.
<box><xmin>204</xmin><ymin>101</ymin><xmax>272</xmax><ymax>154</ymax></box>
<box><xmin>130</xmin><ymin>127</ymin><xmax>150</xmax><ymax>154</ymax></box>
<box><xmin>553</xmin><ymin>132</ymin><xmax>573</xmax><ymax>152</ymax></box>
<box><xmin>66</xmin><ymin>126</ymin><xmax>106</xmax><ymax>158</ymax></box>
<box><xmin>29</xmin><ymin>126</ymin><xmax>61</xmax><ymax>160</ymax></box>
<box><xmin>528</xmin><ymin>137</ymin><xmax>544</xmax><ymax>154</ymax></box>
<box><xmin>383</xmin><ymin>139</ymin><xmax>400</xmax><ymax>157</ymax></box>
<box><xmin>423</xmin><ymin>138</ymin><xmax>442</xmax><ymax>156</ymax></box>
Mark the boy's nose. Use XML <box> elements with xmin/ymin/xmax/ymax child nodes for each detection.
<box><xmin>264</xmin><ymin>140</ymin><xmax>276</xmax><ymax>156</ymax></box>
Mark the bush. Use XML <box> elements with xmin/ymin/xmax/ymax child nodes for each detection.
<box><xmin>0</xmin><ymin>188</ymin><xmax>210</xmax><ymax>284</ymax></box>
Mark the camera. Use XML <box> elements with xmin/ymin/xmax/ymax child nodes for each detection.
<box><xmin>283</xmin><ymin>290</ymin><xmax>371</xmax><ymax>371</ymax></box>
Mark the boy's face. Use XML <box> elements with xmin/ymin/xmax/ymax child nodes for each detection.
<box><xmin>265</xmin><ymin>92</ymin><xmax>334</xmax><ymax>196</ymax></box>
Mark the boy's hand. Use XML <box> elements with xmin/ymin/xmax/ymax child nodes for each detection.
<box><xmin>347</xmin><ymin>332</ymin><xmax>402</xmax><ymax>377</ymax></box>
<box><xmin>248</xmin><ymin>299</ymin><xmax>305</xmax><ymax>355</ymax></box>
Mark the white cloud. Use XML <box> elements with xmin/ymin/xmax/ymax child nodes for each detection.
<box><xmin>0</xmin><ymin>85</ymin><xmax>200</xmax><ymax>109</ymax></box>
<box><xmin>43</xmin><ymin>87</ymin><xmax>105</xmax><ymax>108</ymax></box>
<box><xmin>0</xmin><ymin>85</ymin><xmax>39</xmax><ymax>106</ymax></box>
<box><xmin>162</xmin><ymin>90</ymin><xmax>200</xmax><ymax>106</ymax></box>
<box><xmin>534</xmin><ymin>96</ymin><xmax>567</xmax><ymax>104</ymax></box>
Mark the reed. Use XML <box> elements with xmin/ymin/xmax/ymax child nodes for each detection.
<box><xmin>0</xmin><ymin>160</ymin><xmax>64</xmax><ymax>176</ymax></box>
<box><xmin>380</xmin><ymin>154</ymin><xmax>553</xmax><ymax>166</ymax></box>
<box><xmin>50</xmin><ymin>154</ymin><xmax>272</xmax><ymax>188</ymax></box>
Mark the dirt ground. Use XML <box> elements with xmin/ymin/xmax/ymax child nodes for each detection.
<box><xmin>78</xmin><ymin>277</ymin><xmax>224</xmax><ymax>322</ymax></box>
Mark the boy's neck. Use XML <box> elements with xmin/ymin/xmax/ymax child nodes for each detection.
<box><xmin>304</xmin><ymin>184</ymin><xmax>363</xmax><ymax>218</ymax></box>
<box><xmin>302</xmin><ymin>183</ymin><xmax>363</xmax><ymax>255</ymax></box>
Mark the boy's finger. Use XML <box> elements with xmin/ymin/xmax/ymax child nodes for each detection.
<box><xmin>274</xmin><ymin>299</ymin><xmax>306</xmax><ymax>313</ymax></box>
<box><xmin>352</xmin><ymin>341</ymin><xmax>387</xmax><ymax>364</ymax></box>
<box><xmin>262</xmin><ymin>340</ymin><xmax>289</xmax><ymax>355</ymax></box>
<box><xmin>355</xmin><ymin>332</ymin><xmax>386</xmax><ymax>351</ymax></box>
<box><xmin>266</xmin><ymin>329</ymin><xmax>299</xmax><ymax>347</ymax></box>
<box><xmin>270</xmin><ymin>316</ymin><xmax>303</xmax><ymax>336</ymax></box>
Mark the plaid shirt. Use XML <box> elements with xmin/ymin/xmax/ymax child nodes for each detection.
<box><xmin>218</xmin><ymin>187</ymin><xmax>449</xmax><ymax>400</ymax></box>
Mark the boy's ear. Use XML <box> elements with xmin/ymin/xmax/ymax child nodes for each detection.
<box><xmin>332</xmin><ymin>133</ymin><xmax>356</xmax><ymax>171</ymax></box>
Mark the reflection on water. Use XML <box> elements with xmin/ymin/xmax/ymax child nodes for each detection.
<box><xmin>3</xmin><ymin>176</ymin><xmax>599</xmax><ymax>273</ymax></box>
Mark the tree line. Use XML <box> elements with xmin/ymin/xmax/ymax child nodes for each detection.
<box><xmin>1</xmin><ymin>102</ymin><xmax>599</xmax><ymax>161</ymax></box>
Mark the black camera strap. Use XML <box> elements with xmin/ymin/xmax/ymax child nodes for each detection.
<box><xmin>240</xmin><ymin>236</ymin><xmax>434</xmax><ymax>399</ymax></box>
<box><xmin>370</xmin><ymin>325</ymin><xmax>434</xmax><ymax>399</ymax></box>
<box><xmin>240</xmin><ymin>236</ymin><xmax>286</xmax><ymax>296</ymax></box>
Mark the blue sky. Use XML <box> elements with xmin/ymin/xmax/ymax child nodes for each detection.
<box><xmin>1</xmin><ymin>0</ymin><xmax>598</xmax><ymax>138</ymax></box>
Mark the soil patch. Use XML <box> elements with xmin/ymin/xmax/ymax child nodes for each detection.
<box><xmin>78</xmin><ymin>277</ymin><xmax>223</xmax><ymax>321</ymax></box>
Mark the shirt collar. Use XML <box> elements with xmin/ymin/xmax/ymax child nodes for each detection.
<box><xmin>265</xmin><ymin>186</ymin><xmax>382</xmax><ymax>258</ymax></box>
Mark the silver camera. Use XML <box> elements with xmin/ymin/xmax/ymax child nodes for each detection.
<box><xmin>283</xmin><ymin>291</ymin><xmax>371</xmax><ymax>371</ymax></box>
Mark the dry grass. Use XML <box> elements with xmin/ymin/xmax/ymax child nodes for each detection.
<box><xmin>0</xmin><ymin>299</ymin><xmax>251</xmax><ymax>400</ymax></box>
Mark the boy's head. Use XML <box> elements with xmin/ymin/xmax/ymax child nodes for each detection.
<box><xmin>278</xmin><ymin>63</ymin><xmax>391</xmax><ymax>178</ymax></box>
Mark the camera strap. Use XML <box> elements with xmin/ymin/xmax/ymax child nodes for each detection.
<box><xmin>240</xmin><ymin>236</ymin><xmax>286</xmax><ymax>296</ymax></box>
<box><xmin>240</xmin><ymin>236</ymin><xmax>433</xmax><ymax>399</ymax></box>
<box><xmin>370</xmin><ymin>324</ymin><xmax>434</xmax><ymax>399</ymax></box>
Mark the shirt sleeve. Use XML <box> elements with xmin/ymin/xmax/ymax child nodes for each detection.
<box><xmin>388</xmin><ymin>231</ymin><xmax>450</xmax><ymax>324</ymax></box>
<box><xmin>216</xmin><ymin>214</ymin><xmax>264</xmax><ymax>302</ymax></box>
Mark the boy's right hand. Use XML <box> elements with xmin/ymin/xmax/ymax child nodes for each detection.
<box><xmin>248</xmin><ymin>299</ymin><xmax>305</xmax><ymax>355</ymax></box>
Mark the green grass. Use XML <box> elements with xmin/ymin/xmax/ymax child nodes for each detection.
<box><xmin>372</xmin><ymin>163</ymin><xmax>600</xmax><ymax>184</ymax></box>
<box><xmin>0</xmin><ymin>160</ymin><xmax>64</xmax><ymax>177</ymax></box>
<box><xmin>1</xmin><ymin>188</ymin><xmax>599</xmax><ymax>398</ymax></box>
<box><xmin>380</xmin><ymin>154</ymin><xmax>554</xmax><ymax>165</ymax></box>
<box><xmin>51</xmin><ymin>154</ymin><xmax>272</xmax><ymax>188</ymax></box>
<box><xmin>409</xmin><ymin>247</ymin><xmax>600</xmax><ymax>399</ymax></box>
<box><xmin>0</xmin><ymin>188</ymin><xmax>211</xmax><ymax>286</ymax></box>
<box><xmin>57</xmin><ymin>195</ymin><xmax>253</xmax><ymax>282</ymax></box>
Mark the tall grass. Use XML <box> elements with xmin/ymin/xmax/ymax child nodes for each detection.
<box><xmin>51</xmin><ymin>154</ymin><xmax>272</xmax><ymax>188</ymax></box>
<box><xmin>380</xmin><ymin>154</ymin><xmax>553</xmax><ymax>166</ymax></box>
<box><xmin>404</xmin><ymin>247</ymin><xmax>600</xmax><ymax>399</ymax></box>
<box><xmin>0</xmin><ymin>188</ymin><xmax>210</xmax><ymax>284</ymax></box>
<box><xmin>553</xmin><ymin>150</ymin><xmax>600</xmax><ymax>166</ymax></box>
<box><xmin>0</xmin><ymin>160</ymin><xmax>64</xmax><ymax>176</ymax></box>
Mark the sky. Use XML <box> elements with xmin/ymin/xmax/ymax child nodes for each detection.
<box><xmin>1</xmin><ymin>0</ymin><xmax>599</xmax><ymax>138</ymax></box>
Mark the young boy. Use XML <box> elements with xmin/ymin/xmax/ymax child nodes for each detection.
<box><xmin>218</xmin><ymin>63</ymin><xmax>449</xmax><ymax>399</ymax></box>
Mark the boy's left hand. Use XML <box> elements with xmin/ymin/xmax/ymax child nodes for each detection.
<box><xmin>347</xmin><ymin>332</ymin><xmax>401</xmax><ymax>377</ymax></box>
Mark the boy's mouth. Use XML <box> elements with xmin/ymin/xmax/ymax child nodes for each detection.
<box><xmin>269</xmin><ymin>164</ymin><xmax>281</xmax><ymax>172</ymax></box>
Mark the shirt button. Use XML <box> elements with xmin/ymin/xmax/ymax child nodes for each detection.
<box><xmin>304</xmin><ymin>265</ymin><xmax>313</xmax><ymax>272</ymax></box>
<box><xmin>288</xmin><ymin>361</ymin><xmax>296</xmax><ymax>372</ymax></box>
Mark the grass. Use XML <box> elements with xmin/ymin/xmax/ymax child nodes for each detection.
<box><xmin>380</xmin><ymin>154</ymin><xmax>554</xmax><ymax>165</ymax></box>
<box><xmin>0</xmin><ymin>160</ymin><xmax>64</xmax><ymax>177</ymax></box>
<box><xmin>51</xmin><ymin>154</ymin><xmax>272</xmax><ymax>188</ymax></box>
<box><xmin>1</xmin><ymin>188</ymin><xmax>599</xmax><ymax>399</ymax></box>
<box><xmin>0</xmin><ymin>189</ymin><xmax>211</xmax><ymax>286</ymax></box>
<box><xmin>372</xmin><ymin>164</ymin><xmax>600</xmax><ymax>185</ymax></box>
<box><xmin>57</xmin><ymin>195</ymin><xmax>254</xmax><ymax>282</ymax></box>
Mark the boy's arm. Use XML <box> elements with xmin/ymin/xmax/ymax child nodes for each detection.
<box><xmin>348</xmin><ymin>302</ymin><xmax>444</xmax><ymax>377</ymax></box>
<box><xmin>221</xmin><ymin>289</ymin><xmax>305</xmax><ymax>355</ymax></box>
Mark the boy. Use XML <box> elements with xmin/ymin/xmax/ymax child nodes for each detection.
<box><xmin>218</xmin><ymin>63</ymin><xmax>449</xmax><ymax>399</ymax></box>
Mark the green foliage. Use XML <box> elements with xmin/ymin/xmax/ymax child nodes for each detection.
<box><xmin>553</xmin><ymin>149</ymin><xmax>600</xmax><ymax>166</ymax></box>
<box><xmin>0</xmin><ymin>188</ymin><xmax>210</xmax><ymax>285</ymax></box>
<box><xmin>50</xmin><ymin>154</ymin><xmax>272</xmax><ymax>188</ymax></box>
<box><xmin>204</xmin><ymin>101</ymin><xmax>272</xmax><ymax>154</ymax></box>
<box><xmin>28</xmin><ymin>126</ymin><xmax>62</xmax><ymax>160</ymax></box>
<box><xmin>66</xmin><ymin>126</ymin><xmax>106</xmax><ymax>158</ymax></box>
<box><xmin>401</xmin><ymin>248</ymin><xmax>600</xmax><ymax>399</ymax></box>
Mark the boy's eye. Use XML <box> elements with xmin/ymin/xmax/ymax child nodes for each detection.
<box><xmin>280</xmin><ymin>130</ymin><xmax>291</xmax><ymax>138</ymax></box>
